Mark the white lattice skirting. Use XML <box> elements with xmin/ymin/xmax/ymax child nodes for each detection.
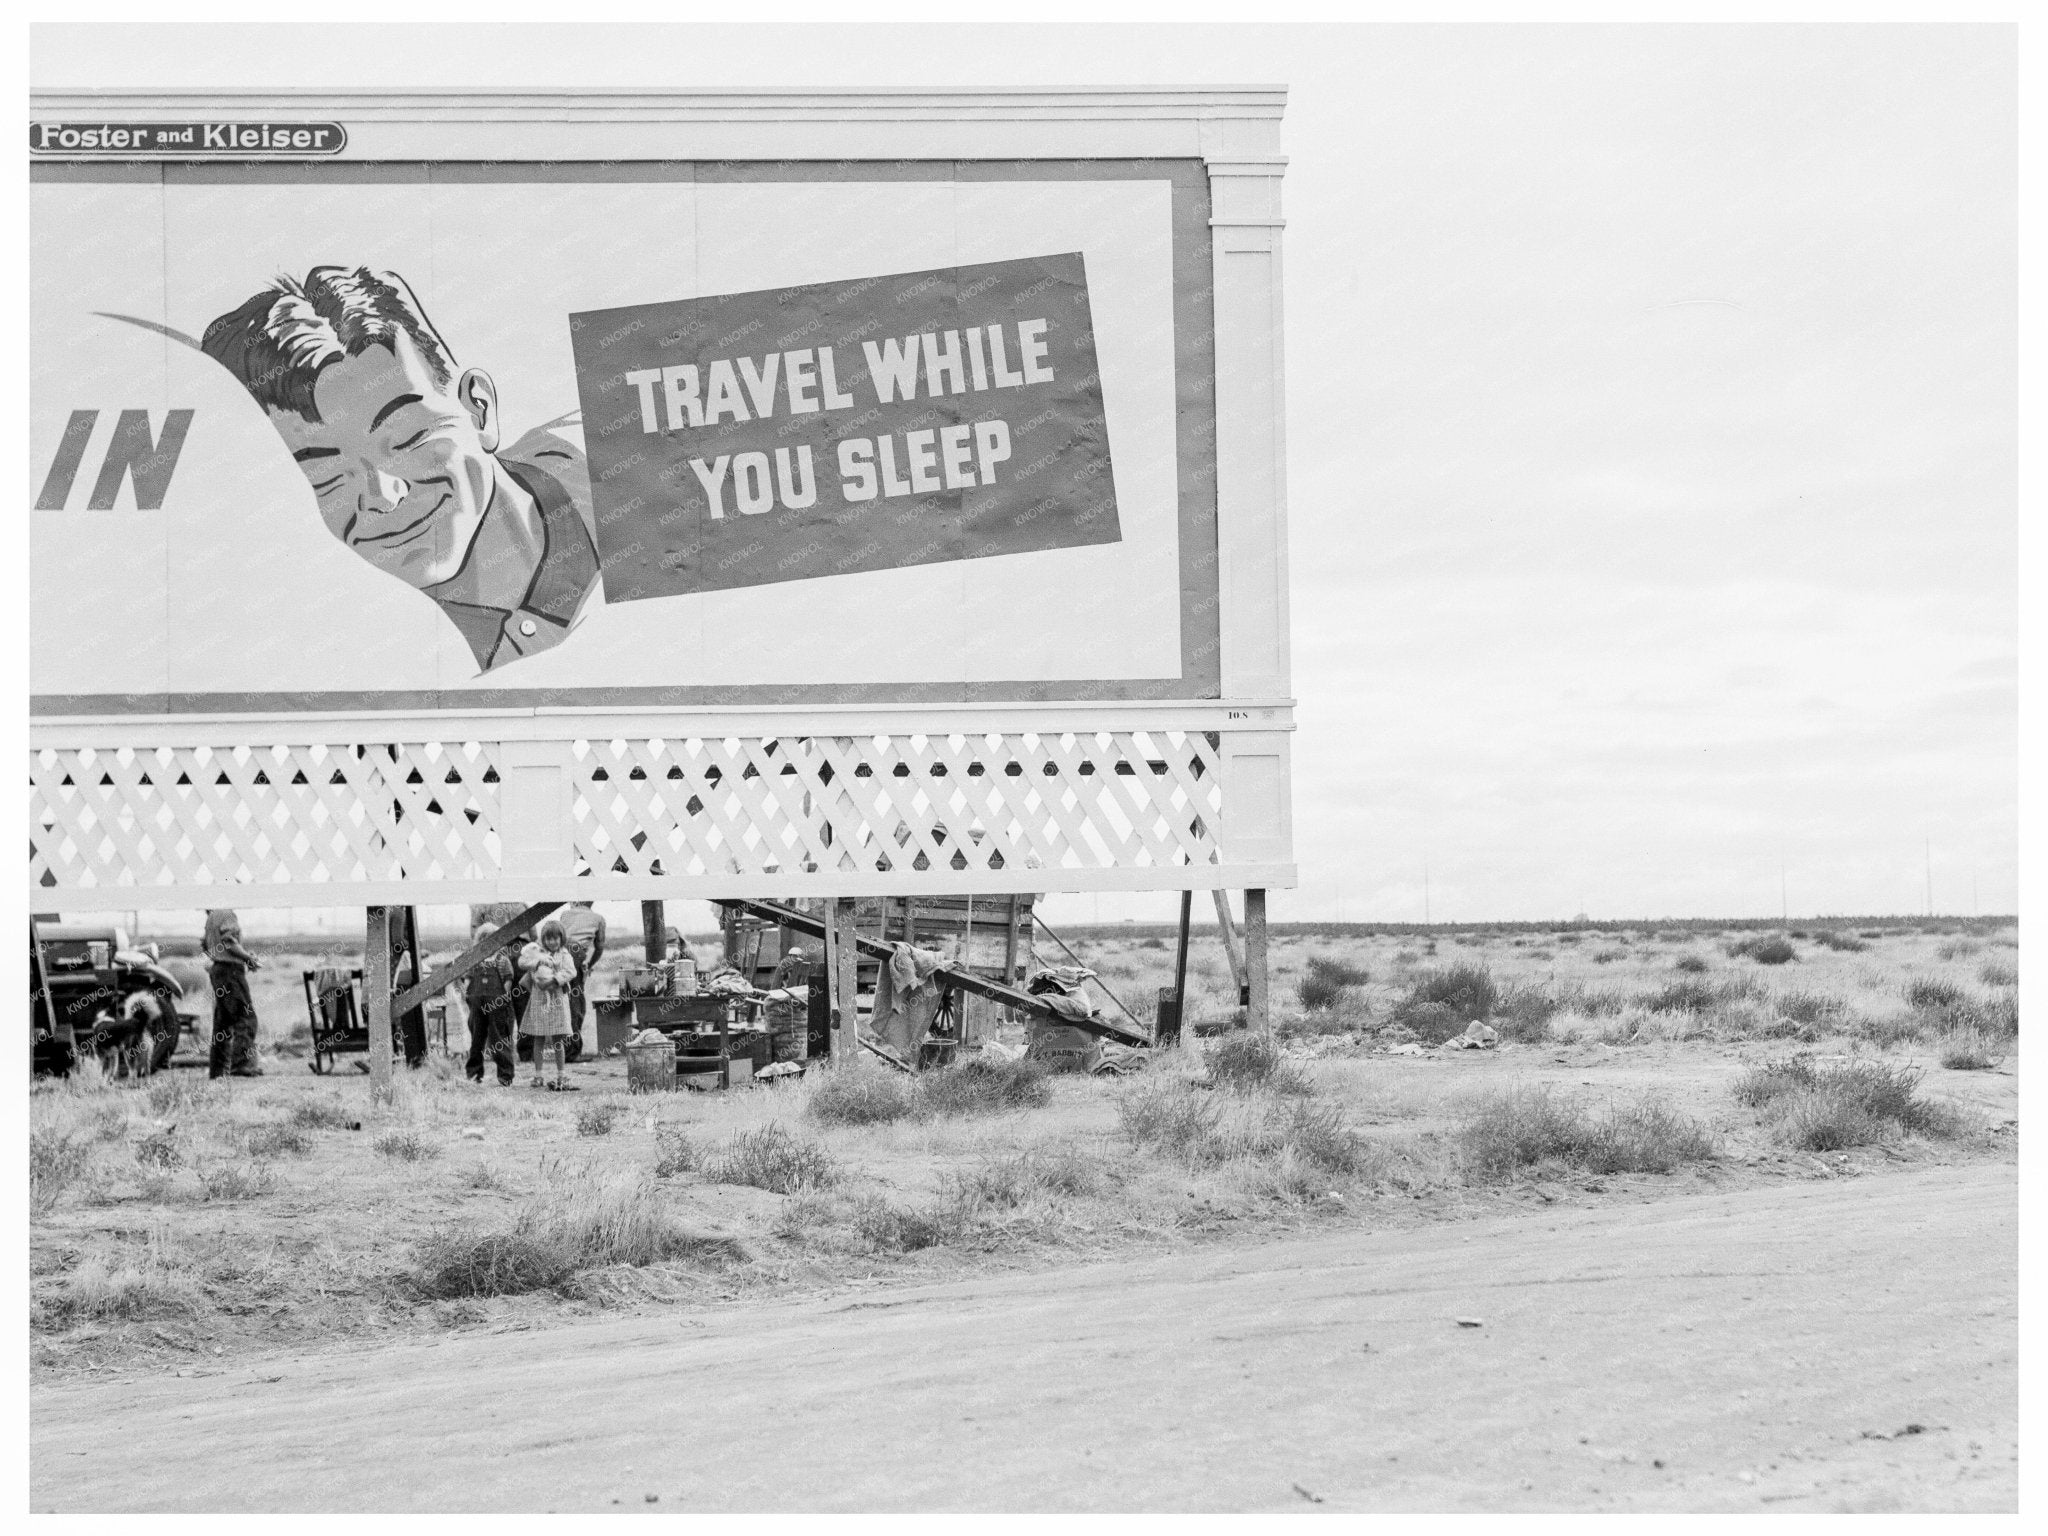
<box><xmin>30</xmin><ymin>725</ymin><xmax>1294</xmax><ymax>906</ymax></box>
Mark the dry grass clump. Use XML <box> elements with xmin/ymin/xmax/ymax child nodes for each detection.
<box><xmin>1673</xmin><ymin>954</ymin><xmax>1710</xmax><ymax>973</ymax></box>
<box><xmin>1727</xmin><ymin>934</ymin><xmax>1798</xmax><ymax>965</ymax></box>
<box><xmin>806</xmin><ymin>1058</ymin><xmax>1053</xmax><ymax>1127</ymax></box>
<box><xmin>915</xmin><ymin>1057</ymin><xmax>1054</xmax><ymax>1116</ymax></box>
<box><xmin>652</xmin><ymin>1125</ymin><xmax>700</xmax><ymax>1177</ymax></box>
<box><xmin>1205</xmin><ymin>1034</ymin><xmax>1310</xmax><ymax>1095</ymax></box>
<box><xmin>412</xmin><ymin>1173</ymin><xmax>745</xmax><ymax>1298</ymax></box>
<box><xmin>1458</xmin><ymin>1086</ymin><xmax>1714</xmax><ymax>1179</ymax></box>
<box><xmin>575</xmin><ymin>1098</ymin><xmax>623</xmax><ymax>1137</ymax></box>
<box><xmin>373</xmin><ymin>1129</ymin><xmax>441</xmax><ymax>1163</ymax></box>
<box><xmin>1115</xmin><ymin>1078</ymin><xmax>1364</xmax><ymax>1175</ymax></box>
<box><xmin>1938</xmin><ymin>1032</ymin><xmax>2005</xmax><ymax>1072</ymax></box>
<box><xmin>243</xmin><ymin>1121</ymin><xmax>314</xmax><ymax>1159</ymax></box>
<box><xmin>288</xmin><ymin>1097</ymin><xmax>356</xmax><ymax>1130</ymax></box>
<box><xmin>1936</xmin><ymin>939</ymin><xmax>1980</xmax><ymax>961</ymax></box>
<box><xmin>200</xmin><ymin>1163</ymin><xmax>278</xmax><ymax>1201</ymax></box>
<box><xmin>1979</xmin><ymin>958</ymin><xmax>2017</xmax><ymax>988</ymax></box>
<box><xmin>1813</xmin><ymin>930</ymin><xmax>1867</xmax><ymax>953</ymax></box>
<box><xmin>806</xmin><ymin>1066</ymin><xmax>917</xmax><ymax>1126</ymax></box>
<box><xmin>38</xmin><ymin>1228</ymin><xmax>203</xmax><ymax>1325</ymax></box>
<box><xmin>1731</xmin><ymin>1056</ymin><xmax>1965</xmax><ymax>1149</ymax></box>
<box><xmin>1297</xmin><ymin>955</ymin><xmax>1369</xmax><ymax>1012</ymax></box>
<box><xmin>1389</xmin><ymin>963</ymin><xmax>1498</xmax><ymax>1043</ymax></box>
<box><xmin>708</xmin><ymin>1123</ymin><xmax>838</xmax><ymax>1194</ymax></box>
<box><xmin>1905</xmin><ymin>976</ymin><xmax>1968</xmax><ymax>1011</ymax></box>
<box><xmin>31</xmin><ymin>1128</ymin><xmax>94</xmax><ymax>1217</ymax></box>
<box><xmin>1492</xmin><ymin>986</ymin><xmax>1560</xmax><ymax>1043</ymax></box>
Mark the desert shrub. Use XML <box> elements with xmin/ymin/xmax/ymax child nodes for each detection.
<box><xmin>42</xmin><ymin>1253</ymin><xmax>202</xmax><ymax>1323</ymax></box>
<box><xmin>1858</xmin><ymin>1013</ymin><xmax>1928</xmax><ymax>1050</ymax></box>
<box><xmin>1205</xmin><ymin>1033</ymin><xmax>1309</xmax><ymax>1095</ymax></box>
<box><xmin>851</xmin><ymin>1194</ymin><xmax>961</xmax><ymax>1253</ymax></box>
<box><xmin>412</xmin><ymin>1175</ymin><xmax>743</xmax><ymax>1298</ymax></box>
<box><xmin>1673</xmin><ymin>954</ymin><xmax>1710</xmax><ymax>973</ymax></box>
<box><xmin>916</xmin><ymin>1057</ymin><xmax>1054</xmax><ymax>1117</ymax></box>
<box><xmin>1732</xmin><ymin>1055</ymin><xmax>1821</xmax><ymax>1106</ymax></box>
<box><xmin>1492</xmin><ymin>986</ymin><xmax>1559</xmax><ymax>1043</ymax></box>
<box><xmin>575</xmin><ymin>1098</ymin><xmax>622</xmax><ymax>1137</ymax></box>
<box><xmin>709</xmin><ymin>1123</ymin><xmax>837</xmax><ymax>1194</ymax></box>
<box><xmin>30</xmin><ymin>1128</ymin><xmax>93</xmax><ymax>1216</ymax></box>
<box><xmin>1939</xmin><ymin>1032</ymin><xmax>2003</xmax><ymax>1071</ymax></box>
<box><xmin>1858</xmin><ymin>929</ymin><xmax>1887</xmax><ymax>940</ymax></box>
<box><xmin>1393</xmin><ymin>1001</ymin><xmax>1463</xmax><ymax>1043</ymax></box>
<box><xmin>243</xmin><ymin>1121</ymin><xmax>313</xmax><ymax>1159</ymax></box>
<box><xmin>1776</xmin><ymin>990</ymin><xmax>1849</xmax><ymax>1027</ymax></box>
<box><xmin>373</xmin><ymin>1129</ymin><xmax>441</xmax><ymax>1163</ymax></box>
<box><xmin>652</xmin><ymin>1126</ymin><xmax>700</xmax><ymax>1178</ymax></box>
<box><xmin>133</xmin><ymin>1125</ymin><xmax>181</xmax><ymax>1171</ymax></box>
<box><xmin>1905</xmin><ymin>977</ymin><xmax>1968</xmax><ymax>1011</ymax></box>
<box><xmin>1400</xmin><ymin>963</ymin><xmax>1496</xmax><ymax>1019</ymax></box>
<box><xmin>81</xmin><ymin>1101</ymin><xmax>131</xmax><ymax>1144</ymax></box>
<box><xmin>1117</xmin><ymin>1080</ymin><xmax>1227</xmax><ymax>1161</ymax></box>
<box><xmin>1275</xmin><ymin>1100</ymin><xmax>1368</xmax><ymax>1174</ymax></box>
<box><xmin>1937</xmin><ymin>940</ymin><xmax>1980</xmax><ymax>961</ymax></box>
<box><xmin>1298</xmin><ymin>955</ymin><xmax>1368</xmax><ymax>1012</ymax></box>
<box><xmin>1732</xmin><ymin>1056</ymin><xmax>1962</xmax><ymax>1147</ymax></box>
<box><xmin>1296</xmin><ymin>971</ymin><xmax>1346</xmax><ymax>1011</ymax></box>
<box><xmin>1981</xmin><ymin>991</ymin><xmax>2019</xmax><ymax>1037</ymax></box>
<box><xmin>1592</xmin><ymin>948</ymin><xmax>1628</xmax><ymax>965</ymax></box>
<box><xmin>145</xmin><ymin>1076</ymin><xmax>222</xmax><ymax>1118</ymax></box>
<box><xmin>1459</xmin><ymin>1087</ymin><xmax>1713</xmax><ymax>1178</ymax></box>
<box><xmin>1641</xmin><ymin>979</ymin><xmax>1719</xmax><ymax>1015</ymax></box>
<box><xmin>806</xmin><ymin>1066</ymin><xmax>916</xmax><ymax>1126</ymax></box>
<box><xmin>1813</xmin><ymin>931</ymin><xmax>1867</xmax><ymax>953</ymax></box>
<box><xmin>1979</xmin><ymin>959</ymin><xmax>2017</xmax><ymax>989</ymax></box>
<box><xmin>288</xmin><ymin>1097</ymin><xmax>355</xmax><ymax>1130</ymax></box>
<box><xmin>200</xmin><ymin>1163</ymin><xmax>277</xmax><ymax>1201</ymax></box>
<box><xmin>1139</xmin><ymin>937</ymin><xmax>1166</xmax><ymax>951</ymax></box>
<box><xmin>1728</xmin><ymin>935</ymin><xmax>1798</xmax><ymax>965</ymax></box>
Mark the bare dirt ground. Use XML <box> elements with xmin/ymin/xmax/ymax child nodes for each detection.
<box><xmin>31</xmin><ymin>1161</ymin><xmax>2015</xmax><ymax>1513</ymax></box>
<box><xmin>28</xmin><ymin>917</ymin><xmax>2018</xmax><ymax>1510</ymax></box>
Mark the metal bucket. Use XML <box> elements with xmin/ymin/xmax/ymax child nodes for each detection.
<box><xmin>625</xmin><ymin>1039</ymin><xmax>677</xmax><ymax>1092</ymax></box>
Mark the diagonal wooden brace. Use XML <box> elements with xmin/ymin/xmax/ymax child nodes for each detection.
<box><xmin>389</xmin><ymin>901</ymin><xmax>563</xmax><ymax>1019</ymax></box>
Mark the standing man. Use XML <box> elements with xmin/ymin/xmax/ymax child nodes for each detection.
<box><xmin>462</xmin><ymin>925</ymin><xmax>518</xmax><ymax>1087</ymax></box>
<box><xmin>203</xmin><ymin>908</ymin><xmax>263</xmax><ymax>1079</ymax></box>
<box><xmin>557</xmin><ymin>901</ymin><xmax>607</xmax><ymax>1065</ymax></box>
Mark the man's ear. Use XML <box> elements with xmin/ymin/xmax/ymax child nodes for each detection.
<box><xmin>456</xmin><ymin>368</ymin><xmax>501</xmax><ymax>453</ymax></box>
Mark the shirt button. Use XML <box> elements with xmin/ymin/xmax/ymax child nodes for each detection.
<box><xmin>519</xmin><ymin>619</ymin><xmax>538</xmax><ymax>637</ymax></box>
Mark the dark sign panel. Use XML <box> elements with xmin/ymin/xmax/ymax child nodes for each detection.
<box><xmin>571</xmin><ymin>252</ymin><xmax>1121</xmax><ymax>603</ymax></box>
<box><xmin>28</xmin><ymin>121</ymin><xmax>348</xmax><ymax>155</ymax></box>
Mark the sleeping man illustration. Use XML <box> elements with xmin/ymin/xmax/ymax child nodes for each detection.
<box><xmin>201</xmin><ymin>267</ymin><xmax>599</xmax><ymax>673</ymax></box>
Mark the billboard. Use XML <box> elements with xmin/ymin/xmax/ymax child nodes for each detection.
<box><xmin>30</xmin><ymin>162</ymin><xmax>1220</xmax><ymax>714</ymax></box>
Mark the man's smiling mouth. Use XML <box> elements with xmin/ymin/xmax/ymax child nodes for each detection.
<box><xmin>354</xmin><ymin>496</ymin><xmax>447</xmax><ymax>551</ymax></box>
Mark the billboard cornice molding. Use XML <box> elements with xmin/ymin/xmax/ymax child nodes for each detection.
<box><xmin>29</xmin><ymin>86</ymin><xmax>1288</xmax><ymax>121</ymax></box>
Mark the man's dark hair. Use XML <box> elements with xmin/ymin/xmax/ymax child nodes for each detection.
<box><xmin>202</xmin><ymin>266</ymin><xmax>456</xmax><ymax>423</ymax></box>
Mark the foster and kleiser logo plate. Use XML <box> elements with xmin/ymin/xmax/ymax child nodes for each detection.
<box><xmin>29</xmin><ymin>121</ymin><xmax>348</xmax><ymax>155</ymax></box>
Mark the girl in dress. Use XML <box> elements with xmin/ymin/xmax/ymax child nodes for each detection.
<box><xmin>519</xmin><ymin>920</ymin><xmax>578</xmax><ymax>1090</ymax></box>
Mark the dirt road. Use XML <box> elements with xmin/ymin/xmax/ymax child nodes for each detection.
<box><xmin>32</xmin><ymin>1163</ymin><xmax>2015</xmax><ymax>1512</ymax></box>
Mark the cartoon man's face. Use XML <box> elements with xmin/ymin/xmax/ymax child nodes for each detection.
<box><xmin>267</xmin><ymin>330</ymin><xmax>503</xmax><ymax>588</ymax></box>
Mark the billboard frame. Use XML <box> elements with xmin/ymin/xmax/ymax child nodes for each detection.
<box><xmin>29</xmin><ymin>88</ymin><xmax>1295</xmax><ymax>910</ymax></box>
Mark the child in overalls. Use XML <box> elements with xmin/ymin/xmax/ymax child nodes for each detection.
<box><xmin>519</xmin><ymin>920</ymin><xmax>578</xmax><ymax>1091</ymax></box>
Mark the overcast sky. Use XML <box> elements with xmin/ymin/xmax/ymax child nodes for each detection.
<box><xmin>33</xmin><ymin>24</ymin><xmax>2016</xmax><ymax>928</ymax></box>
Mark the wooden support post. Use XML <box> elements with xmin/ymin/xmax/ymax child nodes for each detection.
<box><xmin>1164</xmin><ymin>887</ymin><xmax>1193</xmax><ymax>1046</ymax></box>
<box><xmin>1244</xmin><ymin>889</ymin><xmax>1269</xmax><ymax>1034</ymax></box>
<box><xmin>832</xmin><ymin>897</ymin><xmax>860</xmax><ymax>1061</ymax></box>
<box><xmin>820</xmin><ymin>898</ymin><xmax>840</xmax><ymax>1059</ymax></box>
<box><xmin>365</xmin><ymin>905</ymin><xmax>393</xmax><ymax>1087</ymax></box>
<box><xmin>1212</xmin><ymin>888</ymin><xmax>1247</xmax><ymax>1005</ymax></box>
<box><xmin>641</xmin><ymin>900</ymin><xmax>666</xmax><ymax>965</ymax></box>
